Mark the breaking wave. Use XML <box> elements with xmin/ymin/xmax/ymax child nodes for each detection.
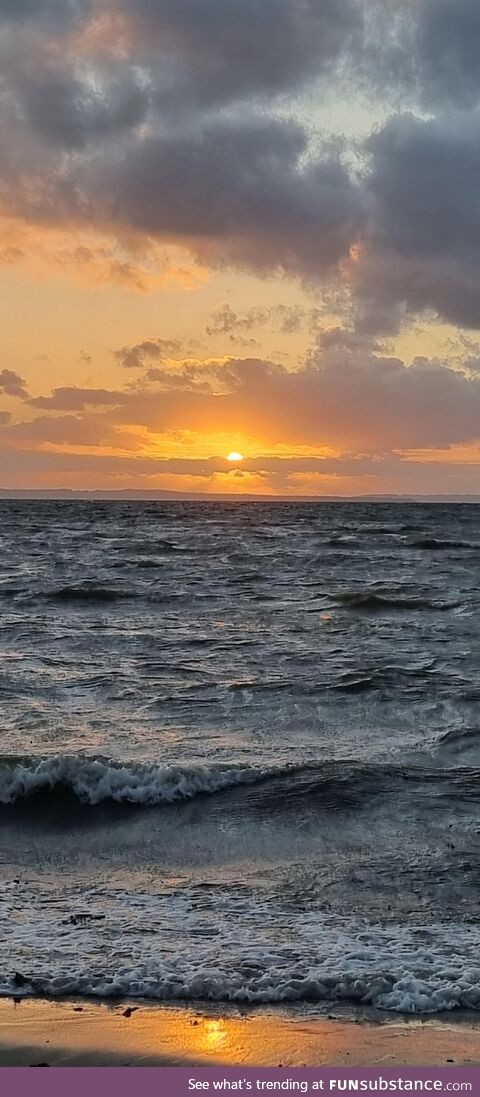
<box><xmin>1</xmin><ymin>754</ymin><xmax>478</xmax><ymax>815</ymax></box>
<box><xmin>3</xmin><ymin>923</ymin><xmax>480</xmax><ymax>1013</ymax></box>
<box><xmin>331</xmin><ymin>590</ymin><xmax>461</xmax><ymax>612</ymax></box>
<box><xmin>0</xmin><ymin>755</ymin><xmax>288</xmax><ymax>808</ymax></box>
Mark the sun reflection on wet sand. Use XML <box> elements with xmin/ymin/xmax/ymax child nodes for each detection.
<box><xmin>0</xmin><ymin>1000</ymin><xmax>478</xmax><ymax>1067</ymax></box>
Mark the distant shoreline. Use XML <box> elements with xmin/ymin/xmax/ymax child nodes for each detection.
<box><xmin>1</xmin><ymin>491</ymin><xmax>480</xmax><ymax>503</ymax></box>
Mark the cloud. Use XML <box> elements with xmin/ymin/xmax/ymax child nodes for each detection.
<box><xmin>0</xmin><ymin>369</ymin><xmax>28</xmax><ymax>398</ymax></box>
<box><xmin>345</xmin><ymin>109</ymin><xmax>480</xmax><ymax>331</ymax></box>
<box><xmin>118</xmin><ymin>0</ymin><xmax>362</xmax><ymax>108</ymax></box>
<box><xmin>7</xmin><ymin>349</ymin><xmax>480</xmax><ymax>457</ymax></box>
<box><xmin>80</xmin><ymin>117</ymin><xmax>365</xmax><ymax>277</ymax></box>
<box><xmin>368</xmin><ymin>0</ymin><xmax>480</xmax><ymax>111</ymax></box>
<box><xmin>27</xmin><ymin>386</ymin><xmax>125</xmax><ymax>410</ymax></box>
<box><xmin>415</xmin><ymin>0</ymin><xmax>480</xmax><ymax>108</ymax></box>
<box><xmin>5</xmin><ymin>412</ymin><xmax>140</xmax><ymax>449</ymax></box>
<box><xmin>2</xmin><ymin>0</ymin><xmax>480</xmax><ymax>341</ymax></box>
<box><xmin>114</xmin><ymin>339</ymin><xmax>182</xmax><ymax>369</ymax></box>
<box><xmin>0</xmin><ymin>213</ymin><xmax>200</xmax><ymax>292</ymax></box>
<box><xmin>206</xmin><ymin>303</ymin><xmax>307</xmax><ymax>339</ymax></box>
<box><xmin>1</xmin><ymin>440</ymin><xmax>480</xmax><ymax>496</ymax></box>
<box><xmin>187</xmin><ymin>352</ymin><xmax>480</xmax><ymax>451</ymax></box>
<box><xmin>0</xmin><ymin>0</ymin><xmax>89</xmax><ymax>24</ymax></box>
<box><xmin>14</xmin><ymin>61</ymin><xmax>149</xmax><ymax>150</ymax></box>
<box><xmin>368</xmin><ymin>113</ymin><xmax>480</xmax><ymax>266</ymax></box>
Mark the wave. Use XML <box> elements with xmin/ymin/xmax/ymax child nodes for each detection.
<box><xmin>27</xmin><ymin>585</ymin><xmax>181</xmax><ymax>605</ymax></box>
<box><xmin>434</xmin><ymin>727</ymin><xmax>480</xmax><ymax>757</ymax></box>
<box><xmin>46</xmin><ymin>585</ymin><xmax>132</xmax><ymax>603</ymax></box>
<box><xmin>408</xmin><ymin>537</ymin><xmax>478</xmax><ymax>551</ymax></box>
<box><xmin>333</xmin><ymin>662</ymin><xmax>437</xmax><ymax>693</ymax></box>
<box><xmin>0</xmin><ymin>755</ymin><xmax>288</xmax><ymax>808</ymax></box>
<box><xmin>3</xmin><ymin>927</ymin><xmax>480</xmax><ymax>1013</ymax></box>
<box><xmin>331</xmin><ymin>590</ymin><xmax>460</xmax><ymax>612</ymax></box>
<box><xmin>1</xmin><ymin>755</ymin><xmax>478</xmax><ymax>815</ymax></box>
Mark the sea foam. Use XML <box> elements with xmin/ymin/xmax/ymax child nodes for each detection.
<box><xmin>0</xmin><ymin>755</ymin><xmax>281</xmax><ymax>806</ymax></box>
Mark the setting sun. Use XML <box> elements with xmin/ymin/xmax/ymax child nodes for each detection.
<box><xmin>226</xmin><ymin>452</ymin><xmax>244</xmax><ymax>462</ymax></box>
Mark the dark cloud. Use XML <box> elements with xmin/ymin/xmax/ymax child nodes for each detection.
<box><xmin>375</xmin><ymin>0</ymin><xmax>480</xmax><ymax>110</ymax></box>
<box><xmin>0</xmin><ymin>106</ymin><xmax>364</xmax><ymax>287</ymax></box>
<box><xmin>0</xmin><ymin>0</ymin><xmax>89</xmax><ymax>23</ymax></box>
<box><xmin>114</xmin><ymin>339</ymin><xmax>182</xmax><ymax>369</ymax></box>
<box><xmin>120</xmin><ymin>0</ymin><xmax>362</xmax><ymax>108</ymax></box>
<box><xmin>206</xmin><ymin>304</ymin><xmax>256</xmax><ymax>337</ymax></box>
<box><xmin>360</xmin><ymin>0</ymin><xmax>480</xmax><ymax>111</ymax></box>
<box><xmin>317</xmin><ymin>326</ymin><xmax>379</xmax><ymax>351</ymax></box>
<box><xmin>0</xmin><ymin>369</ymin><xmax>28</xmax><ymax>398</ymax></box>
<box><xmin>464</xmin><ymin>357</ymin><xmax>480</xmax><ymax>374</ymax></box>
<box><xmin>7</xmin><ymin>413</ymin><xmax>138</xmax><ymax>449</ymax></box>
<box><xmin>415</xmin><ymin>0</ymin><xmax>480</xmax><ymax>108</ymax></box>
<box><xmin>84</xmin><ymin>117</ymin><xmax>365</xmax><ymax>275</ymax></box>
<box><xmin>353</xmin><ymin>110</ymin><xmax>480</xmax><ymax>330</ymax></box>
<box><xmin>28</xmin><ymin>387</ymin><xmax>125</xmax><ymax>411</ymax></box>
<box><xmin>368</xmin><ymin>113</ymin><xmax>480</xmax><ymax>265</ymax></box>
<box><xmin>16</xmin><ymin>62</ymin><xmax>149</xmax><ymax>150</ymax></box>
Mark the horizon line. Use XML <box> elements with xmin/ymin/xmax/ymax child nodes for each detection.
<box><xmin>1</xmin><ymin>489</ymin><xmax>480</xmax><ymax>503</ymax></box>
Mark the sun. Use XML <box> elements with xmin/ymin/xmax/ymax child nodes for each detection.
<box><xmin>226</xmin><ymin>451</ymin><xmax>244</xmax><ymax>462</ymax></box>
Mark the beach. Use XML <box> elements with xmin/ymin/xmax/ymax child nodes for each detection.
<box><xmin>0</xmin><ymin>1000</ymin><xmax>479</xmax><ymax>1067</ymax></box>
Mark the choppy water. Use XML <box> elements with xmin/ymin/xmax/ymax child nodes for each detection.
<box><xmin>1</xmin><ymin>500</ymin><xmax>479</xmax><ymax>1013</ymax></box>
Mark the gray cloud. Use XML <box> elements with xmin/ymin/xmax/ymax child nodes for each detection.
<box><xmin>415</xmin><ymin>0</ymin><xmax>480</xmax><ymax>108</ymax></box>
<box><xmin>114</xmin><ymin>340</ymin><xmax>182</xmax><ymax>369</ymax></box>
<box><xmin>0</xmin><ymin>108</ymin><xmax>364</xmax><ymax>281</ymax></box>
<box><xmin>0</xmin><ymin>0</ymin><xmax>89</xmax><ymax>24</ymax></box>
<box><xmin>0</xmin><ymin>369</ymin><xmax>28</xmax><ymax>397</ymax></box>
<box><xmin>6</xmin><ymin>413</ymin><xmax>139</xmax><ymax>449</ymax></box>
<box><xmin>28</xmin><ymin>387</ymin><xmax>125</xmax><ymax>410</ymax></box>
<box><xmin>120</xmin><ymin>0</ymin><xmax>362</xmax><ymax>108</ymax></box>
<box><xmin>16</xmin><ymin>62</ymin><xmax>149</xmax><ymax>150</ymax></box>
<box><xmin>83</xmin><ymin>117</ymin><xmax>365</xmax><ymax>276</ymax></box>
<box><xmin>206</xmin><ymin>304</ymin><xmax>259</xmax><ymax>337</ymax></box>
<box><xmin>206</xmin><ymin>303</ymin><xmax>307</xmax><ymax>339</ymax></box>
<box><xmin>368</xmin><ymin>113</ymin><xmax>480</xmax><ymax>265</ymax></box>
<box><xmin>371</xmin><ymin>0</ymin><xmax>480</xmax><ymax>110</ymax></box>
<box><xmin>351</xmin><ymin>110</ymin><xmax>480</xmax><ymax>330</ymax></box>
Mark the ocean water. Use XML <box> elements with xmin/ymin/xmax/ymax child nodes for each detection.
<box><xmin>0</xmin><ymin>500</ymin><xmax>479</xmax><ymax>1013</ymax></box>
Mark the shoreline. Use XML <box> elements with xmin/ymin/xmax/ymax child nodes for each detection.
<box><xmin>0</xmin><ymin>999</ymin><xmax>478</xmax><ymax>1068</ymax></box>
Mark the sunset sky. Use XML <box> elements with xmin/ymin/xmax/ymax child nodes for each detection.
<box><xmin>1</xmin><ymin>0</ymin><xmax>480</xmax><ymax>495</ymax></box>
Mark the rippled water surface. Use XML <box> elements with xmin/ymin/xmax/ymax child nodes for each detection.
<box><xmin>1</xmin><ymin>501</ymin><xmax>479</xmax><ymax>1013</ymax></box>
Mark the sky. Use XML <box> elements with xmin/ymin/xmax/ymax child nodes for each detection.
<box><xmin>1</xmin><ymin>0</ymin><xmax>480</xmax><ymax>496</ymax></box>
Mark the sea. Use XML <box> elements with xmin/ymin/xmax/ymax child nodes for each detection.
<box><xmin>0</xmin><ymin>500</ymin><xmax>479</xmax><ymax>1014</ymax></box>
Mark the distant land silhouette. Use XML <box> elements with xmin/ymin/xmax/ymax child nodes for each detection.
<box><xmin>1</xmin><ymin>489</ymin><xmax>479</xmax><ymax>503</ymax></box>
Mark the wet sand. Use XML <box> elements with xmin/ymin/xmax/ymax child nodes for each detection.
<box><xmin>0</xmin><ymin>999</ymin><xmax>478</xmax><ymax>1067</ymax></box>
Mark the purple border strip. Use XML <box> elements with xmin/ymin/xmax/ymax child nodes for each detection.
<box><xmin>1</xmin><ymin>1067</ymin><xmax>479</xmax><ymax>1095</ymax></box>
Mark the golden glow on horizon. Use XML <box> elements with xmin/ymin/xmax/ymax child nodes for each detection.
<box><xmin>226</xmin><ymin>452</ymin><xmax>244</xmax><ymax>463</ymax></box>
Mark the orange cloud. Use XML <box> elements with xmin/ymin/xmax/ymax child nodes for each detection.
<box><xmin>0</xmin><ymin>217</ymin><xmax>207</xmax><ymax>292</ymax></box>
